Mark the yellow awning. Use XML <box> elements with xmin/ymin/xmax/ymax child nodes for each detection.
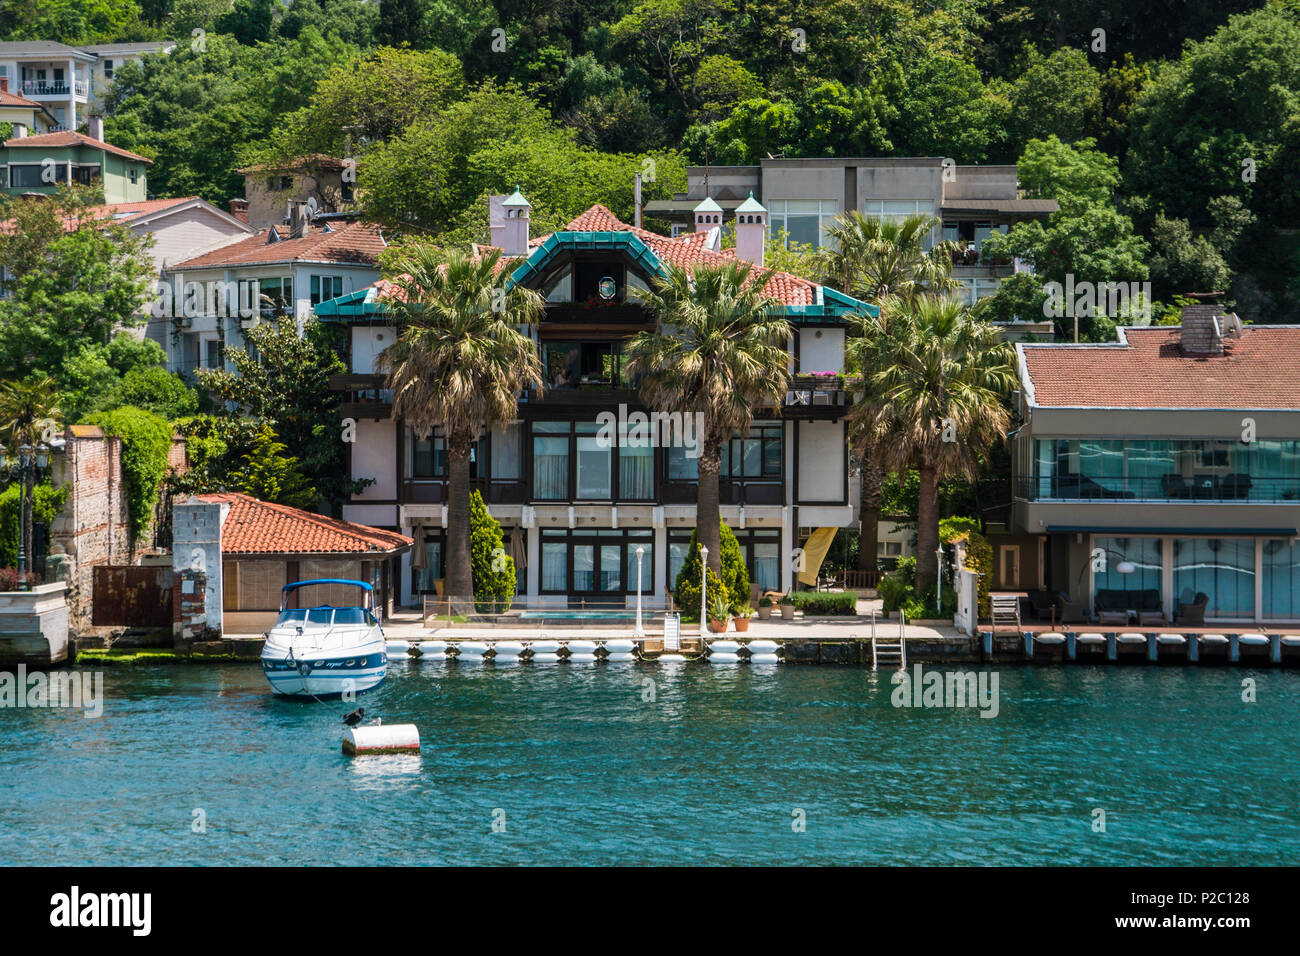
<box><xmin>797</xmin><ymin>527</ymin><xmax>838</xmax><ymax>588</ymax></box>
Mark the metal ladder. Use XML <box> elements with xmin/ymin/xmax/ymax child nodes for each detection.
<box><xmin>663</xmin><ymin>612</ymin><xmax>681</xmax><ymax>651</ymax></box>
<box><xmin>871</xmin><ymin>610</ymin><xmax>907</xmax><ymax>670</ymax></box>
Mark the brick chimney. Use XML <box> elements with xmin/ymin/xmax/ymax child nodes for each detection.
<box><xmin>287</xmin><ymin>199</ymin><xmax>310</xmax><ymax>239</ymax></box>
<box><xmin>87</xmin><ymin>113</ymin><xmax>104</xmax><ymax>141</ymax></box>
<box><xmin>1180</xmin><ymin>302</ymin><xmax>1225</xmax><ymax>356</ymax></box>
<box><xmin>228</xmin><ymin>198</ymin><xmax>249</xmax><ymax>224</ymax></box>
<box><xmin>733</xmin><ymin>192</ymin><xmax>767</xmax><ymax>268</ymax></box>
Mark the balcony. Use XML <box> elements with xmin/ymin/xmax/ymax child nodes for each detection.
<box><xmin>661</xmin><ymin>479</ymin><xmax>783</xmax><ymax>506</ymax></box>
<box><xmin>783</xmin><ymin>375</ymin><xmax>847</xmax><ymax>419</ymax></box>
<box><xmin>22</xmin><ymin>80</ymin><xmax>89</xmax><ymax>98</ymax></box>
<box><xmin>402</xmin><ymin>478</ymin><xmax>527</xmax><ymax>504</ymax></box>
<box><xmin>328</xmin><ymin>373</ymin><xmax>392</xmax><ymax>419</ymax></box>
<box><xmin>1016</xmin><ymin>474</ymin><xmax>1300</xmax><ymax>503</ymax></box>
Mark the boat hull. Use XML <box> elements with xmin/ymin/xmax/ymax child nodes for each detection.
<box><xmin>261</xmin><ymin>640</ymin><xmax>388</xmax><ymax>698</ymax></box>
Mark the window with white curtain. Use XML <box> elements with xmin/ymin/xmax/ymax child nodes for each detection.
<box><xmin>619</xmin><ymin>425</ymin><xmax>654</xmax><ymax>499</ymax></box>
<box><xmin>492</xmin><ymin>423</ymin><xmax>521</xmax><ymax>479</ymax></box>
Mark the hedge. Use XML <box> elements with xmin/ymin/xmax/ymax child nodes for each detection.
<box><xmin>791</xmin><ymin>590</ymin><xmax>858</xmax><ymax>615</ymax></box>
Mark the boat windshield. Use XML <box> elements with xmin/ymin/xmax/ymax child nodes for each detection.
<box><xmin>275</xmin><ymin>607</ymin><xmax>375</xmax><ymax>626</ymax></box>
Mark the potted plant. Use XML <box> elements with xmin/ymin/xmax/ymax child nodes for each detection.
<box><xmin>757</xmin><ymin>596</ymin><xmax>773</xmax><ymax>620</ymax></box>
<box><xmin>708</xmin><ymin>595</ymin><xmax>731</xmax><ymax>633</ymax></box>
<box><xmin>780</xmin><ymin>594</ymin><xmax>796</xmax><ymax>620</ymax></box>
<box><xmin>732</xmin><ymin>604</ymin><xmax>752</xmax><ymax>632</ymax></box>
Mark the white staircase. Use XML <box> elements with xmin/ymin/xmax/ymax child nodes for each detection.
<box><xmin>872</xmin><ymin>611</ymin><xmax>907</xmax><ymax>670</ymax></box>
<box><xmin>991</xmin><ymin>593</ymin><xmax>1021</xmax><ymax>633</ymax></box>
<box><xmin>663</xmin><ymin>612</ymin><xmax>681</xmax><ymax>651</ymax></box>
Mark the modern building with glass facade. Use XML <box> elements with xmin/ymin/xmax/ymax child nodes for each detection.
<box><xmin>320</xmin><ymin>195</ymin><xmax>871</xmax><ymax>608</ymax></box>
<box><xmin>1010</xmin><ymin>309</ymin><xmax>1300</xmax><ymax>624</ymax></box>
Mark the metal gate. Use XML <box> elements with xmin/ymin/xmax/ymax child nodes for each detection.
<box><xmin>92</xmin><ymin>565</ymin><xmax>174</xmax><ymax>627</ymax></box>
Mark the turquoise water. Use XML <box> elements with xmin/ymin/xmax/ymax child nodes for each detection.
<box><xmin>2</xmin><ymin>661</ymin><xmax>1298</xmax><ymax>865</ymax></box>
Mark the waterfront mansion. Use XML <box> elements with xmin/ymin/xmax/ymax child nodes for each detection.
<box><xmin>316</xmin><ymin>192</ymin><xmax>872</xmax><ymax>608</ymax></box>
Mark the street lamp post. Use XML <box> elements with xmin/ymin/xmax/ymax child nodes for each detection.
<box><xmin>935</xmin><ymin>543</ymin><xmax>945</xmax><ymax>616</ymax></box>
<box><xmin>11</xmin><ymin>442</ymin><xmax>50</xmax><ymax>592</ymax></box>
<box><xmin>634</xmin><ymin>545</ymin><xmax>645</xmax><ymax>638</ymax></box>
<box><xmin>699</xmin><ymin>544</ymin><xmax>709</xmax><ymax>637</ymax></box>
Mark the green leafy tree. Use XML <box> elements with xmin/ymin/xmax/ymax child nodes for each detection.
<box><xmin>232</xmin><ymin>424</ymin><xmax>318</xmax><ymax>509</ymax></box>
<box><xmin>672</xmin><ymin>530</ymin><xmax>728</xmax><ymax>622</ymax></box>
<box><xmin>718</xmin><ymin>522</ymin><xmax>750</xmax><ymax>610</ymax></box>
<box><xmin>196</xmin><ymin>315</ymin><xmax>363</xmax><ymax>510</ymax></box>
<box><xmin>994</xmin><ymin>46</ymin><xmax>1103</xmax><ymax>154</ymax></box>
<box><xmin>626</xmin><ymin>261</ymin><xmax>790</xmax><ymax>576</ymax></box>
<box><xmin>377</xmin><ymin>246</ymin><xmax>544</xmax><ymax>610</ymax></box>
<box><xmin>82</xmin><ymin>406</ymin><xmax>173</xmax><ymax>545</ymax></box>
<box><xmin>0</xmin><ymin>376</ymin><xmax>62</xmax><ymax>569</ymax></box>
<box><xmin>468</xmin><ymin>489</ymin><xmax>515</xmax><ymax>613</ymax></box>
<box><xmin>848</xmin><ymin>297</ymin><xmax>1016</xmax><ymax>593</ymax></box>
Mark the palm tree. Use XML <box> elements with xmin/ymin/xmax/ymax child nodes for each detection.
<box><xmin>626</xmin><ymin>261</ymin><xmax>791</xmax><ymax>576</ymax></box>
<box><xmin>377</xmin><ymin>246</ymin><xmax>544</xmax><ymax>611</ymax></box>
<box><xmin>848</xmin><ymin>297</ymin><xmax>1016</xmax><ymax>594</ymax></box>
<box><xmin>0</xmin><ymin>376</ymin><xmax>62</xmax><ymax>577</ymax></box>
<box><xmin>819</xmin><ymin>211</ymin><xmax>963</xmax><ymax>572</ymax></box>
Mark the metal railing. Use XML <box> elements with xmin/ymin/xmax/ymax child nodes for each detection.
<box><xmin>1016</xmin><ymin>474</ymin><xmax>1300</xmax><ymax>503</ymax></box>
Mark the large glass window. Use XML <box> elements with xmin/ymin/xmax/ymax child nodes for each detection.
<box><xmin>1174</xmin><ymin>538</ymin><xmax>1255</xmax><ymax>618</ymax></box>
<box><xmin>532</xmin><ymin>422</ymin><xmax>570</xmax><ymax>499</ymax></box>
<box><xmin>542</xmin><ymin>539</ymin><xmax>567</xmax><ymax>591</ymax></box>
<box><xmin>1263</xmin><ymin>540</ymin><xmax>1300</xmax><ymax>620</ymax></box>
<box><xmin>1033</xmin><ymin>438</ymin><xmax>1300</xmax><ymax>501</ymax></box>
<box><xmin>626</xmin><ymin>538</ymin><xmax>653</xmax><ymax>594</ymax></box>
<box><xmin>1094</xmin><ymin>537</ymin><xmax>1162</xmax><ymax>606</ymax></box>
<box><xmin>619</xmin><ymin>425</ymin><xmax>654</xmax><ymax>500</ymax></box>
<box><xmin>575</xmin><ymin>422</ymin><xmax>611</xmax><ymax>499</ymax></box>
<box><xmin>769</xmin><ymin>199</ymin><xmax>839</xmax><ymax>248</ymax></box>
<box><xmin>491</xmin><ymin>424</ymin><xmax>521</xmax><ymax>480</ymax></box>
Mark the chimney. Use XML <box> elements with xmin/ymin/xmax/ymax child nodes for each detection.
<box><xmin>496</xmin><ymin>187</ymin><xmax>531</xmax><ymax>256</ymax></box>
<box><xmin>228</xmin><ymin>198</ymin><xmax>249</xmax><ymax>224</ymax></box>
<box><xmin>733</xmin><ymin>191</ymin><xmax>767</xmax><ymax>268</ymax></box>
<box><xmin>288</xmin><ymin>199</ymin><xmax>310</xmax><ymax>239</ymax></box>
<box><xmin>1179</xmin><ymin>301</ymin><xmax>1226</xmax><ymax>356</ymax></box>
<box><xmin>87</xmin><ymin>113</ymin><xmax>104</xmax><ymax>141</ymax></box>
<box><xmin>13</xmin><ymin>123</ymin><xmax>26</xmax><ymax>138</ymax></box>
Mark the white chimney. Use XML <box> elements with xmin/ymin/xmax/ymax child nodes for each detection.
<box><xmin>12</xmin><ymin>123</ymin><xmax>26</xmax><ymax>139</ymax></box>
<box><xmin>733</xmin><ymin>192</ymin><xmax>767</xmax><ymax>268</ymax></box>
<box><xmin>87</xmin><ymin>113</ymin><xmax>104</xmax><ymax>141</ymax></box>
<box><xmin>497</xmin><ymin>187</ymin><xmax>531</xmax><ymax>256</ymax></box>
<box><xmin>693</xmin><ymin>195</ymin><xmax>723</xmax><ymax>236</ymax></box>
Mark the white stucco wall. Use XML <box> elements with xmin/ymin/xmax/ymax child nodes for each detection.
<box><xmin>798</xmin><ymin>327</ymin><xmax>844</xmax><ymax>373</ymax></box>
<box><xmin>351</xmin><ymin>326</ymin><xmax>395</xmax><ymax>374</ymax></box>
<box><xmin>797</xmin><ymin>420</ymin><xmax>845</xmax><ymax>503</ymax></box>
<box><xmin>351</xmin><ymin>419</ymin><xmax>396</xmax><ymax>499</ymax></box>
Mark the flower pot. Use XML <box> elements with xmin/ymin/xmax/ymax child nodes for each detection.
<box><xmin>709</xmin><ymin>619</ymin><xmax>728</xmax><ymax>633</ymax></box>
<box><xmin>756</xmin><ymin>606</ymin><xmax>772</xmax><ymax>620</ymax></box>
<box><xmin>780</xmin><ymin>605</ymin><xmax>795</xmax><ymax>621</ymax></box>
<box><xmin>734</xmin><ymin>617</ymin><xmax>751</xmax><ymax>632</ymax></box>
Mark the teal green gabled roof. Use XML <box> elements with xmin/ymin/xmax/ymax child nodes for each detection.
<box><xmin>693</xmin><ymin>196</ymin><xmax>723</xmax><ymax>214</ymax></box>
<box><xmin>734</xmin><ymin>191</ymin><xmax>766</xmax><ymax>213</ymax></box>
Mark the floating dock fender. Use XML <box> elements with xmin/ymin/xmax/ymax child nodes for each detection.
<box><xmin>603</xmin><ymin>640</ymin><xmax>636</xmax><ymax>653</ymax></box>
<box><xmin>530</xmin><ymin>652</ymin><xmax>562</xmax><ymax>663</ymax></box>
<box><xmin>709</xmin><ymin>640</ymin><xmax>741</xmax><ymax>653</ymax></box>
<box><xmin>530</xmin><ymin>640</ymin><xmax>563</xmax><ymax>653</ymax></box>
<box><xmin>343</xmin><ymin>724</ymin><xmax>420</xmax><ymax>756</ymax></box>
<box><xmin>566</xmin><ymin>652</ymin><xmax>598</xmax><ymax>663</ymax></box>
<box><xmin>746</xmin><ymin>640</ymin><xmax>780</xmax><ymax>654</ymax></box>
<box><xmin>1156</xmin><ymin>634</ymin><xmax>1186</xmax><ymax>645</ymax></box>
<box><xmin>749</xmin><ymin>653</ymin><xmax>781</xmax><ymax>664</ymax></box>
<box><xmin>416</xmin><ymin>641</ymin><xmax>448</xmax><ymax>654</ymax></box>
<box><xmin>1034</xmin><ymin>633</ymin><xmax>1067</xmax><ymax>645</ymax></box>
<box><xmin>455</xmin><ymin>642</ymin><xmax>491</xmax><ymax>658</ymax></box>
<box><xmin>604</xmin><ymin>652</ymin><xmax>636</xmax><ymax>662</ymax></box>
<box><xmin>495</xmin><ymin>641</ymin><xmax>526</xmax><ymax>654</ymax></box>
<box><xmin>1075</xmin><ymin>633</ymin><xmax>1107</xmax><ymax>644</ymax></box>
<box><xmin>567</xmin><ymin>640</ymin><xmax>599</xmax><ymax>653</ymax></box>
<box><xmin>1198</xmin><ymin>634</ymin><xmax>1229</xmax><ymax>645</ymax></box>
<box><xmin>1280</xmin><ymin>635</ymin><xmax>1300</xmax><ymax>647</ymax></box>
<box><xmin>708</xmin><ymin>652</ymin><xmax>741</xmax><ymax>663</ymax></box>
<box><xmin>1238</xmin><ymin>635</ymin><xmax>1270</xmax><ymax>646</ymax></box>
<box><xmin>1117</xmin><ymin>633</ymin><xmax>1147</xmax><ymax>644</ymax></box>
<box><xmin>385</xmin><ymin>640</ymin><xmax>411</xmax><ymax>658</ymax></box>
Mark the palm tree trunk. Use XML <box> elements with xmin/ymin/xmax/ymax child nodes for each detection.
<box><xmin>915</xmin><ymin>462</ymin><xmax>940</xmax><ymax>594</ymax></box>
<box><xmin>856</xmin><ymin>453</ymin><xmax>883</xmax><ymax>572</ymax></box>
<box><xmin>696</xmin><ymin>434</ymin><xmax>723</xmax><ymax>575</ymax></box>
<box><xmin>445</xmin><ymin>428</ymin><xmax>475</xmax><ymax>613</ymax></box>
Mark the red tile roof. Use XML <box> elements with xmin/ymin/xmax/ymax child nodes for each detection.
<box><xmin>562</xmin><ymin>204</ymin><xmax>820</xmax><ymax>306</ymax></box>
<box><xmin>0</xmin><ymin>90</ymin><xmax>48</xmax><ymax>109</ymax></box>
<box><xmin>0</xmin><ymin>196</ymin><xmax>213</xmax><ymax>235</ymax></box>
<box><xmin>168</xmin><ymin>220</ymin><xmax>385</xmax><ymax>270</ymax></box>
<box><xmin>1</xmin><ymin>130</ymin><xmax>152</xmax><ymax>163</ymax></box>
<box><xmin>235</xmin><ymin>153</ymin><xmax>350</xmax><ymax>174</ymax></box>
<box><xmin>193</xmin><ymin>493</ymin><xmax>412</xmax><ymax>555</ymax></box>
<box><xmin>1021</xmin><ymin>326</ymin><xmax>1300</xmax><ymax>409</ymax></box>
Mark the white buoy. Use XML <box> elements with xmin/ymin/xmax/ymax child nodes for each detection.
<box><xmin>1281</xmin><ymin>635</ymin><xmax>1300</xmax><ymax>647</ymax></box>
<box><xmin>749</xmin><ymin>653</ymin><xmax>780</xmax><ymax>664</ymax></box>
<box><xmin>1035</xmin><ymin>633</ymin><xmax>1066</xmax><ymax>645</ymax></box>
<box><xmin>1199</xmin><ymin>634</ymin><xmax>1229</xmax><ymax>645</ymax></box>
<box><xmin>456</xmin><ymin>641</ymin><xmax>490</xmax><ymax>660</ymax></box>
<box><xmin>567</xmin><ymin>640</ymin><xmax>599</xmax><ymax>652</ymax></box>
<box><xmin>531</xmin><ymin>640</ymin><xmax>562</xmax><ymax>654</ymax></box>
<box><xmin>493</xmin><ymin>640</ymin><xmax>524</xmax><ymax>664</ymax></box>
<box><xmin>1117</xmin><ymin>632</ymin><xmax>1147</xmax><ymax>644</ymax></box>
<box><xmin>747</xmin><ymin>640</ymin><xmax>779</xmax><ymax>654</ymax></box>
<box><xmin>708</xmin><ymin>652</ymin><xmax>741</xmax><ymax>664</ymax></box>
<box><xmin>709</xmin><ymin>640</ymin><xmax>741</xmax><ymax>653</ymax></box>
<box><xmin>531</xmin><ymin>652</ymin><xmax>562</xmax><ymax>663</ymax></box>
<box><xmin>1239</xmin><ymin>634</ymin><xmax>1270</xmax><ymax>646</ymax></box>
<box><xmin>415</xmin><ymin>641</ymin><xmax>448</xmax><ymax>660</ymax></box>
<box><xmin>1076</xmin><ymin>633</ymin><xmax>1107</xmax><ymax>644</ymax></box>
<box><xmin>385</xmin><ymin>640</ymin><xmax>411</xmax><ymax>658</ymax></box>
<box><xmin>603</xmin><ymin>640</ymin><xmax>636</xmax><ymax>654</ymax></box>
<box><xmin>343</xmin><ymin>724</ymin><xmax>420</xmax><ymax>756</ymax></box>
<box><xmin>1156</xmin><ymin>634</ymin><xmax>1186</xmax><ymax>645</ymax></box>
<box><xmin>605</xmin><ymin>652</ymin><xmax>636</xmax><ymax>662</ymax></box>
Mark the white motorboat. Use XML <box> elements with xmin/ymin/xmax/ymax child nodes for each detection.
<box><xmin>261</xmin><ymin>579</ymin><xmax>388</xmax><ymax>698</ymax></box>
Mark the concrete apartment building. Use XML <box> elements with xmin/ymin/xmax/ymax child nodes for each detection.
<box><xmin>1007</xmin><ymin>305</ymin><xmax>1300</xmax><ymax>625</ymax></box>
<box><xmin>317</xmin><ymin>191</ymin><xmax>871</xmax><ymax>608</ymax></box>
<box><xmin>0</xmin><ymin>40</ymin><xmax>172</xmax><ymax>131</ymax></box>
<box><xmin>645</xmin><ymin>157</ymin><xmax>1058</xmax><ymax>305</ymax></box>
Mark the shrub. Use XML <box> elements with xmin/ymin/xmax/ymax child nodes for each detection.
<box><xmin>941</xmin><ymin>517</ymin><xmax>992</xmax><ymax>620</ymax></box>
<box><xmin>673</xmin><ymin>529</ymin><xmax>731</xmax><ymax>620</ymax></box>
<box><xmin>902</xmin><ymin>585</ymin><xmax>957</xmax><ymax>621</ymax></box>
<box><xmin>0</xmin><ymin>482</ymin><xmax>68</xmax><ymax>568</ymax></box>
<box><xmin>791</xmin><ymin>590</ymin><xmax>858</xmax><ymax>615</ymax></box>
<box><xmin>878</xmin><ymin>572</ymin><xmax>913</xmax><ymax>613</ymax></box>
<box><xmin>709</xmin><ymin>594</ymin><xmax>731</xmax><ymax>621</ymax></box>
<box><xmin>468</xmin><ymin>489</ymin><xmax>515</xmax><ymax>614</ymax></box>
<box><xmin>758</xmin><ymin>596</ymin><xmax>772</xmax><ymax>608</ymax></box>
<box><xmin>718</xmin><ymin>523</ymin><xmax>751</xmax><ymax>605</ymax></box>
<box><xmin>0</xmin><ymin>567</ymin><xmax>37</xmax><ymax>591</ymax></box>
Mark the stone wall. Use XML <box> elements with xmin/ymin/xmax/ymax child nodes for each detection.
<box><xmin>47</xmin><ymin>426</ymin><xmax>187</xmax><ymax>636</ymax></box>
<box><xmin>171</xmin><ymin>498</ymin><xmax>226</xmax><ymax>644</ymax></box>
<box><xmin>0</xmin><ymin>583</ymin><xmax>71</xmax><ymax>666</ymax></box>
